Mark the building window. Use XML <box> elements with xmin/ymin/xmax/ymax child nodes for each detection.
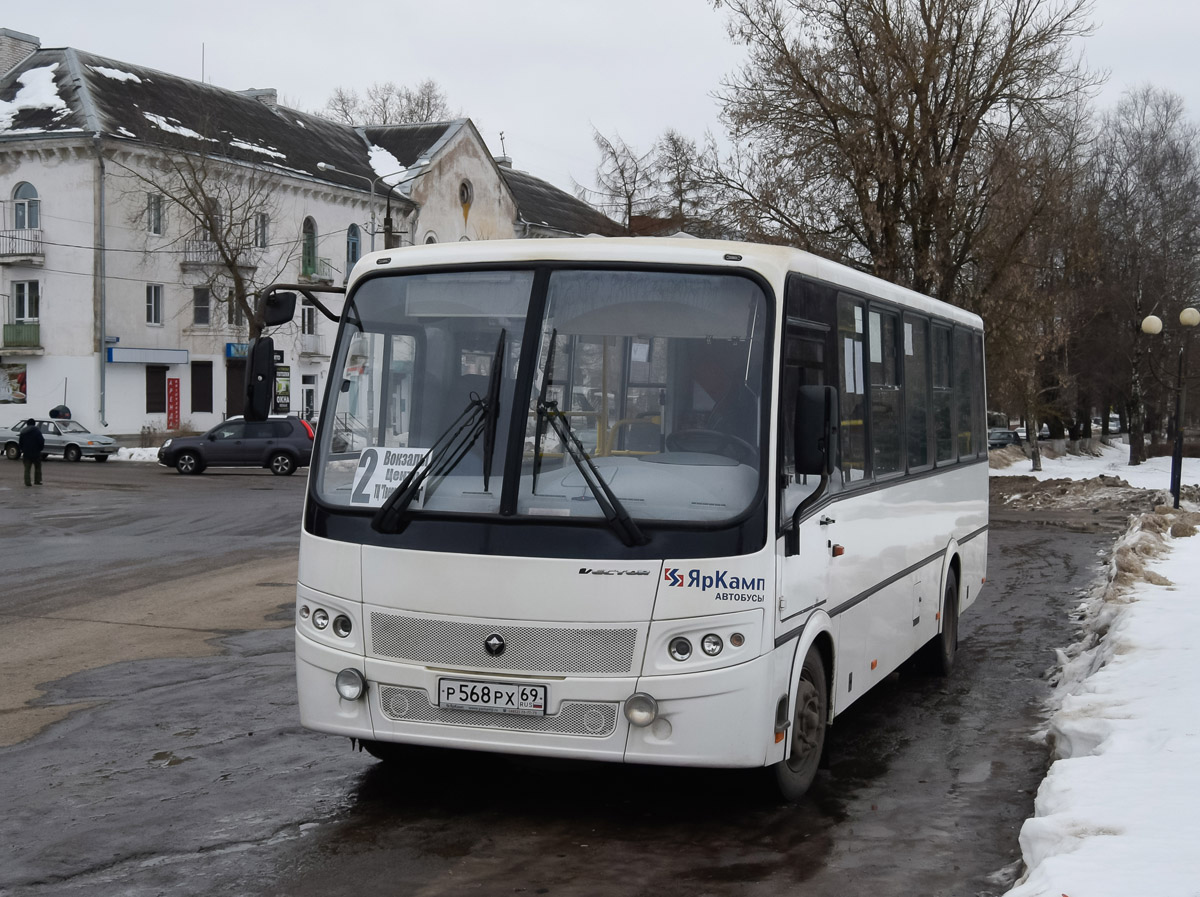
<box><xmin>13</xmin><ymin>182</ymin><xmax>39</xmax><ymax>229</ymax></box>
<box><xmin>302</xmin><ymin>217</ymin><xmax>317</xmax><ymax>276</ymax></box>
<box><xmin>191</xmin><ymin>361</ymin><xmax>213</xmax><ymax>413</ymax></box>
<box><xmin>146</xmin><ymin>284</ymin><xmax>163</xmax><ymax>325</ymax></box>
<box><xmin>301</xmin><ymin>299</ymin><xmax>317</xmax><ymax>335</ymax></box>
<box><xmin>423</xmin><ymin>231</ymin><xmax>438</xmax><ymax>244</ymax></box>
<box><xmin>229</xmin><ymin>297</ymin><xmax>245</xmax><ymax>328</ymax></box>
<box><xmin>193</xmin><ymin>287</ymin><xmax>210</xmax><ymax>326</ymax></box>
<box><xmin>346</xmin><ymin>224</ymin><xmax>360</xmax><ymax>272</ymax></box>
<box><xmin>146</xmin><ymin>365</ymin><xmax>168</xmax><ymax>413</ymax></box>
<box><xmin>255</xmin><ymin>212</ymin><xmax>270</xmax><ymax>249</ymax></box>
<box><xmin>458</xmin><ymin>180</ymin><xmax>474</xmax><ymax>206</ymax></box>
<box><xmin>147</xmin><ymin>193</ymin><xmax>164</xmax><ymax>235</ymax></box>
<box><xmin>14</xmin><ymin>281</ymin><xmax>40</xmax><ymax>322</ymax></box>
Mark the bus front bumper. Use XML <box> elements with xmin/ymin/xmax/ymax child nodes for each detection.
<box><xmin>296</xmin><ymin>633</ymin><xmax>777</xmax><ymax>769</ymax></box>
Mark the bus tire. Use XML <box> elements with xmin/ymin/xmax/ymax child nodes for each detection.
<box><xmin>774</xmin><ymin>647</ymin><xmax>828</xmax><ymax>802</ymax></box>
<box><xmin>922</xmin><ymin>570</ymin><xmax>959</xmax><ymax>677</ymax></box>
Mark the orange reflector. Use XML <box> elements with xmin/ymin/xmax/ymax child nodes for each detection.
<box><xmin>775</xmin><ymin>731</ymin><xmax>786</xmax><ymax>743</ymax></box>
<box><xmin>870</xmin><ymin>659</ymin><xmax>878</xmax><ymax>670</ymax></box>
<box><xmin>935</xmin><ymin>612</ymin><xmax>941</xmax><ymax>621</ymax></box>
<box><xmin>832</xmin><ymin>544</ymin><xmax>845</xmax><ymax>557</ymax></box>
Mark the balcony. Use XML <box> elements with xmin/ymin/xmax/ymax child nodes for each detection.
<box><xmin>183</xmin><ymin>238</ymin><xmax>221</xmax><ymax>266</ymax></box>
<box><xmin>300</xmin><ymin>256</ymin><xmax>334</xmax><ymax>284</ymax></box>
<box><xmin>2</xmin><ymin>322</ymin><xmax>42</xmax><ymax>354</ymax></box>
<box><xmin>0</xmin><ymin>229</ymin><xmax>44</xmax><ymax>265</ymax></box>
<box><xmin>181</xmin><ymin>237</ymin><xmax>256</xmax><ymax>271</ymax></box>
<box><xmin>299</xmin><ymin>332</ymin><xmax>327</xmax><ymax>356</ymax></box>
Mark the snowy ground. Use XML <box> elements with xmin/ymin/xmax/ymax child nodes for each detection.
<box><xmin>994</xmin><ymin>442</ymin><xmax>1200</xmax><ymax>897</ymax></box>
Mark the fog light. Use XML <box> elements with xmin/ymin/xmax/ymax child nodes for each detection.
<box><xmin>668</xmin><ymin>637</ymin><xmax>692</xmax><ymax>662</ymax></box>
<box><xmin>335</xmin><ymin>668</ymin><xmax>366</xmax><ymax>701</ymax></box>
<box><xmin>312</xmin><ymin>608</ymin><xmax>329</xmax><ymax>630</ymax></box>
<box><xmin>730</xmin><ymin>632</ymin><xmax>745</xmax><ymax>648</ymax></box>
<box><xmin>701</xmin><ymin>633</ymin><xmax>724</xmax><ymax>656</ymax></box>
<box><xmin>624</xmin><ymin>692</ymin><xmax>658</xmax><ymax>727</ymax></box>
<box><xmin>299</xmin><ymin>605</ymin><xmax>311</xmax><ymax>620</ymax></box>
<box><xmin>332</xmin><ymin>615</ymin><xmax>353</xmax><ymax>638</ymax></box>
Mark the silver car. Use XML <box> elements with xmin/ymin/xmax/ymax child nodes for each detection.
<box><xmin>2</xmin><ymin>418</ymin><xmax>118</xmax><ymax>462</ymax></box>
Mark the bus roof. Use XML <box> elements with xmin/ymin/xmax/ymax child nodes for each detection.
<box><xmin>352</xmin><ymin>237</ymin><xmax>983</xmax><ymax>330</ymax></box>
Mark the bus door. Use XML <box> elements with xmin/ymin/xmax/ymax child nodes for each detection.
<box><xmin>777</xmin><ymin>306</ymin><xmax>834</xmax><ymax>632</ymax></box>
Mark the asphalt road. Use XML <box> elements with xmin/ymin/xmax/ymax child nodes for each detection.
<box><xmin>0</xmin><ymin>459</ymin><xmax>1117</xmax><ymax>896</ymax></box>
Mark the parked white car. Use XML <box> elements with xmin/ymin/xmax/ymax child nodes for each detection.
<box><xmin>1</xmin><ymin>418</ymin><xmax>118</xmax><ymax>462</ymax></box>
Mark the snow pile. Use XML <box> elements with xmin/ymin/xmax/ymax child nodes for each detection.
<box><xmin>0</xmin><ymin>63</ymin><xmax>69</xmax><ymax>133</ymax></box>
<box><xmin>367</xmin><ymin>144</ymin><xmax>409</xmax><ymax>186</ymax></box>
<box><xmin>113</xmin><ymin>447</ymin><xmax>161</xmax><ymax>462</ymax></box>
<box><xmin>1005</xmin><ymin>507</ymin><xmax>1200</xmax><ymax>896</ymax></box>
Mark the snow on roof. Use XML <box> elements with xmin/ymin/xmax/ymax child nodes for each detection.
<box><xmin>141</xmin><ymin>111</ymin><xmax>214</xmax><ymax>142</ymax></box>
<box><xmin>0</xmin><ymin>62</ymin><xmax>68</xmax><ymax>132</ymax></box>
<box><xmin>367</xmin><ymin>144</ymin><xmax>408</xmax><ymax>186</ymax></box>
<box><xmin>89</xmin><ymin>65</ymin><xmax>143</xmax><ymax>84</ymax></box>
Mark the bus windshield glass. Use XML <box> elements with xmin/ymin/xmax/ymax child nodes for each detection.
<box><xmin>315</xmin><ymin>267</ymin><xmax>769</xmax><ymax>526</ymax></box>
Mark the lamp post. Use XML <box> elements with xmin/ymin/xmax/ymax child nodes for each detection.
<box><xmin>1140</xmin><ymin>306</ymin><xmax>1200</xmax><ymax>508</ymax></box>
<box><xmin>316</xmin><ymin>162</ymin><xmax>413</xmax><ymax>251</ymax></box>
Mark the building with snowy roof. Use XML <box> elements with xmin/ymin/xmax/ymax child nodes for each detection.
<box><xmin>0</xmin><ymin>28</ymin><xmax>620</xmax><ymax>435</ymax></box>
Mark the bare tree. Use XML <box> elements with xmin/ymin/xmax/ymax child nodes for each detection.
<box><xmin>111</xmin><ymin>122</ymin><xmax>299</xmax><ymax>341</ymax></box>
<box><xmin>652</xmin><ymin>130</ymin><xmax>727</xmax><ymax>237</ymax></box>
<box><xmin>322</xmin><ymin>79</ymin><xmax>455</xmax><ymax>125</ymax></box>
<box><xmin>1089</xmin><ymin>86</ymin><xmax>1200</xmax><ymax>464</ymax></box>
<box><xmin>709</xmin><ymin>0</ymin><xmax>1100</xmax><ymax>300</ymax></box>
<box><xmin>576</xmin><ymin>130</ymin><xmax>659</xmax><ymax>232</ymax></box>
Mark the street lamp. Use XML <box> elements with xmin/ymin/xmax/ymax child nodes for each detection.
<box><xmin>316</xmin><ymin>162</ymin><xmax>414</xmax><ymax>251</ymax></box>
<box><xmin>1140</xmin><ymin>307</ymin><xmax>1200</xmax><ymax>508</ymax></box>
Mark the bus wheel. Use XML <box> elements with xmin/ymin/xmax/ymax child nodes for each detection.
<box><xmin>774</xmin><ymin>648</ymin><xmax>828</xmax><ymax>801</ymax></box>
<box><xmin>921</xmin><ymin>570</ymin><xmax>959</xmax><ymax>677</ymax></box>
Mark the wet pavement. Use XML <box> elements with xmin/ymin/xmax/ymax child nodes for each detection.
<box><xmin>0</xmin><ymin>462</ymin><xmax>1118</xmax><ymax>896</ymax></box>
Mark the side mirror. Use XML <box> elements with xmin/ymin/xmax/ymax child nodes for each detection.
<box><xmin>795</xmin><ymin>385</ymin><xmax>838</xmax><ymax>476</ymax></box>
<box><xmin>262</xmin><ymin>291</ymin><xmax>297</xmax><ymax>327</ymax></box>
<box><xmin>244</xmin><ymin>336</ymin><xmax>276</xmax><ymax>422</ymax></box>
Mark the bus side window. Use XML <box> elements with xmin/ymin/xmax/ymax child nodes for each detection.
<box><xmin>837</xmin><ymin>295</ymin><xmax>867</xmax><ymax>483</ymax></box>
<box><xmin>868</xmin><ymin>308</ymin><xmax>903</xmax><ymax>477</ymax></box>
<box><xmin>904</xmin><ymin>315</ymin><xmax>932</xmax><ymax>470</ymax></box>
<box><xmin>932</xmin><ymin>325</ymin><xmax>954</xmax><ymax>463</ymax></box>
<box><xmin>953</xmin><ymin>327</ymin><xmax>975</xmax><ymax>459</ymax></box>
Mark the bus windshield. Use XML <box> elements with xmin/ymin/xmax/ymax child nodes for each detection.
<box><xmin>315</xmin><ymin>267</ymin><xmax>769</xmax><ymax>526</ymax></box>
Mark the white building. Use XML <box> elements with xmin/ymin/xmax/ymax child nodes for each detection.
<box><xmin>0</xmin><ymin>28</ymin><xmax>620</xmax><ymax>436</ymax></box>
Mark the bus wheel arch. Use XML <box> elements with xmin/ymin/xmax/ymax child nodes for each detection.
<box><xmin>922</xmin><ymin>552</ymin><xmax>961</xmax><ymax>676</ymax></box>
<box><xmin>774</xmin><ymin>631</ymin><xmax>833</xmax><ymax>801</ymax></box>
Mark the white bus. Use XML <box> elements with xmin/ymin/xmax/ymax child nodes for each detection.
<box><xmin>262</xmin><ymin>237</ymin><xmax>987</xmax><ymax>800</ymax></box>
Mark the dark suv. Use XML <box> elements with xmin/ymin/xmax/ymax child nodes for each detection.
<box><xmin>157</xmin><ymin>416</ymin><xmax>314</xmax><ymax>475</ymax></box>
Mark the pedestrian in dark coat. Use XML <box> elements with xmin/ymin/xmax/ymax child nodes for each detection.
<box><xmin>18</xmin><ymin>421</ymin><xmax>44</xmax><ymax>487</ymax></box>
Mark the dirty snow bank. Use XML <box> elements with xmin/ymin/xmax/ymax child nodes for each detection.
<box><xmin>1004</xmin><ymin>506</ymin><xmax>1200</xmax><ymax>896</ymax></box>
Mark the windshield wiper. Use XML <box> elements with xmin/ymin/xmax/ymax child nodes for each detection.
<box><xmin>530</xmin><ymin>329</ymin><xmax>645</xmax><ymax>546</ymax></box>
<box><xmin>537</xmin><ymin>396</ymin><xmax>648</xmax><ymax>548</ymax></box>
<box><xmin>372</xmin><ymin>329</ymin><xmax>505</xmax><ymax>534</ymax></box>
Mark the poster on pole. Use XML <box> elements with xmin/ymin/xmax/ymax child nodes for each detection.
<box><xmin>274</xmin><ymin>364</ymin><xmax>291</xmax><ymax>413</ymax></box>
<box><xmin>167</xmin><ymin>378</ymin><xmax>180</xmax><ymax>430</ymax></box>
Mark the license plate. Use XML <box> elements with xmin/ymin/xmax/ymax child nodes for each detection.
<box><xmin>438</xmin><ymin>678</ymin><xmax>547</xmax><ymax>716</ymax></box>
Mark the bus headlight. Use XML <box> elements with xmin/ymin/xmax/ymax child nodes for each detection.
<box><xmin>332</xmin><ymin>615</ymin><xmax>353</xmax><ymax>638</ymax></box>
<box><xmin>668</xmin><ymin>637</ymin><xmax>692</xmax><ymax>661</ymax></box>
<box><xmin>312</xmin><ymin>609</ymin><xmax>329</xmax><ymax>630</ymax></box>
<box><xmin>701</xmin><ymin>633</ymin><xmax>724</xmax><ymax>656</ymax></box>
<box><xmin>624</xmin><ymin>693</ymin><xmax>658</xmax><ymax>727</ymax></box>
<box><xmin>335</xmin><ymin>668</ymin><xmax>366</xmax><ymax>701</ymax></box>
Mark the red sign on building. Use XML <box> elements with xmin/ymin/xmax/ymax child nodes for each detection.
<box><xmin>167</xmin><ymin>378</ymin><xmax>180</xmax><ymax>430</ymax></box>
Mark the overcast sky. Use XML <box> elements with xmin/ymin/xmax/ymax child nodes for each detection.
<box><xmin>7</xmin><ymin>0</ymin><xmax>1199</xmax><ymax>196</ymax></box>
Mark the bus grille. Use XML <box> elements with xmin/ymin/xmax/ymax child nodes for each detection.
<box><xmin>369</xmin><ymin>613</ymin><xmax>639</xmax><ymax>674</ymax></box>
<box><xmin>378</xmin><ymin>686</ymin><xmax>618</xmax><ymax>737</ymax></box>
